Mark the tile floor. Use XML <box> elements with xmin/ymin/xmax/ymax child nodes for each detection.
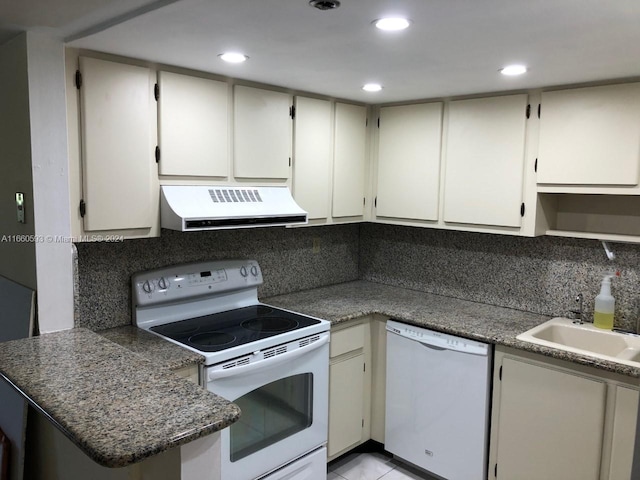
<box><xmin>327</xmin><ymin>452</ymin><xmax>439</xmax><ymax>480</ymax></box>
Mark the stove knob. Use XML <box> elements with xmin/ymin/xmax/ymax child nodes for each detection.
<box><xmin>250</xmin><ymin>266</ymin><xmax>258</xmax><ymax>277</ymax></box>
<box><xmin>240</xmin><ymin>266</ymin><xmax>248</xmax><ymax>277</ymax></box>
<box><xmin>157</xmin><ymin>277</ymin><xmax>168</xmax><ymax>290</ymax></box>
<box><xmin>142</xmin><ymin>280</ymin><xmax>154</xmax><ymax>294</ymax></box>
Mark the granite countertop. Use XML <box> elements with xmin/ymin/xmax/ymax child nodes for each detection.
<box><xmin>2</xmin><ymin>280</ymin><xmax>632</xmax><ymax>470</ymax></box>
<box><xmin>98</xmin><ymin>325</ymin><xmax>204</xmax><ymax>370</ymax></box>
<box><xmin>263</xmin><ymin>280</ymin><xmax>640</xmax><ymax>378</ymax></box>
<box><xmin>0</xmin><ymin>328</ymin><xmax>240</xmax><ymax>468</ymax></box>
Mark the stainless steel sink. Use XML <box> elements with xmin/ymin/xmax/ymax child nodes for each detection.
<box><xmin>517</xmin><ymin>317</ymin><xmax>640</xmax><ymax>367</ymax></box>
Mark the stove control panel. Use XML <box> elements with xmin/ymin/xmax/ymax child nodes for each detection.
<box><xmin>132</xmin><ymin>259</ymin><xmax>262</xmax><ymax>308</ymax></box>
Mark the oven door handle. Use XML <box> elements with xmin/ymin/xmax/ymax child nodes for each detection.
<box><xmin>207</xmin><ymin>334</ymin><xmax>328</xmax><ymax>381</ymax></box>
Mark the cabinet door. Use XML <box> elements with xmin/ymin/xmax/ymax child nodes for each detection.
<box><xmin>609</xmin><ymin>386</ymin><xmax>639</xmax><ymax>480</ymax></box>
<box><xmin>157</xmin><ymin>71</ymin><xmax>228</xmax><ymax>177</ymax></box>
<box><xmin>233</xmin><ymin>85</ymin><xmax>291</xmax><ymax>179</ymax></box>
<box><xmin>537</xmin><ymin>83</ymin><xmax>640</xmax><ymax>186</ymax></box>
<box><xmin>79</xmin><ymin>57</ymin><xmax>153</xmax><ymax>231</ymax></box>
<box><xmin>495</xmin><ymin>357</ymin><xmax>606</xmax><ymax>480</ymax></box>
<box><xmin>292</xmin><ymin>96</ymin><xmax>331</xmax><ymax>219</ymax></box>
<box><xmin>333</xmin><ymin>103</ymin><xmax>367</xmax><ymax>218</ymax></box>
<box><xmin>443</xmin><ymin>94</ymin><xmax>528</xmax><ymax>228</ymax></box>
<box><xmin>376</xmin><ymin>103</ymin><xmax>443</xmax><ymax>221</ymax></box>
<box><xmin>328</xmin><ymin>354</ymin><xmax>365</xmax><ymax>457</ymax></box>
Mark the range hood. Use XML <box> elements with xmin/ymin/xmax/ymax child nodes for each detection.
<box><xmin>160</xmin><ymin>185</ymin><xmax>308</xmax><ymax>231</ymax></box>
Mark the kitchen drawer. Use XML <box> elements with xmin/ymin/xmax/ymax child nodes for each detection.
<box><xmin>330</xmin><ymin>323</ymin><xmax>365</xmax><ymax>358</ymax></box>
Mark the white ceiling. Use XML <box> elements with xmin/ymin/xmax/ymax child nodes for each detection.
<box><xmin>0</xmin><ymin>0</ymin><xmax>172</xmax><ymax>43</ymax></box>
<box><xmin>3</xmin><ymin>0</ymin><xmax>640</xmax><ymax>103</ymax></box>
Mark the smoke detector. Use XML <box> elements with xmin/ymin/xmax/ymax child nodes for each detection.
<box><xmin>309</xmin><ymin>0</ymin><xmax>341</xmax><ymax>11</ymax></box>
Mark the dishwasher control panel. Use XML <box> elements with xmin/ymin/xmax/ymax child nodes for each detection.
<box><xmin>386</xmin><ymin>319</ymin><xmax>489</xmax><ymax>356</ymax></box>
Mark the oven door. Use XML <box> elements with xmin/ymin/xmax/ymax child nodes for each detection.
<box><xmin>206</xmin><ymin>333</ymin><xmax>329</xmax><ymax>480</ymax></box>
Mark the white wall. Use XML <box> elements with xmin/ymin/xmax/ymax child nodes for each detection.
<box><xmin>26</xmin><ymin>32</ymin><xmax>75</xmax><ymax>333</ymax></box>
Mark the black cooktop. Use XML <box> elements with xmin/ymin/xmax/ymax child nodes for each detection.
<box><xmin>150</xmin><ymin>305</ymin><xmax>321</xmax><ymax>352</ymax></box>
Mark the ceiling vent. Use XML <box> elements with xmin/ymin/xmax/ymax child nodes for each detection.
<box><xmin>309</xmin><ymin>0</ymin><xmax>341</xmax><ymax>11</ymax></box>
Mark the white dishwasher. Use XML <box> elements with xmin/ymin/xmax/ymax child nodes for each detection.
<box><xmin>385</xmin><ymin>320</ymin><xmax>492</xmax><ymax>480</ymax></box>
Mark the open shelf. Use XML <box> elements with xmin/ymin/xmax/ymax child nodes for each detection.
<box><xmin>538</xmin><ymin>193</ymin><xmax>640</xmax><ymax>243</ymax></box>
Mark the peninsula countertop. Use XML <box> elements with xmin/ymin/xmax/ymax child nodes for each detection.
<box><xmin>0</xmin><ymin>328</ymin><xmax>240</xmax><ymax>468</ymax></box>
<box><xmin>97</xmin><ymin>324</ymin><xmax>205</xmax><ymax>370</ymax></box>
<box><xmin>263</xmin><ymin>280</ymin><xmax>640</xmax><ymax>378</ymax></box>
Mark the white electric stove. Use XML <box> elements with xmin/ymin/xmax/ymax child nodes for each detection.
<box><xmin>132</xmin><ymin>260</ymin><xmax>330</xmax><ymax>480</ymax></box>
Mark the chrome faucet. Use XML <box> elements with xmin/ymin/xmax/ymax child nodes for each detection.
<box><xmin>571</xmin><ymin>293</ymin><xmax>584</xmax><ymax>324</ymax></box>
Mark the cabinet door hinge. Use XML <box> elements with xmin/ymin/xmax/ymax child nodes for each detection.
<box><xmin>155</xmin><ymin>146</ymin><xmax>160</xmax><ymax>164</ymax></box>
<box><xmin>154</xmin><ymin>83</ymin><xmax>159</xmax><ymax>101</ymax></box>
<box><xmin>525</xmin><ymin>104</ymin><xmax>531</xmax><ymax>119</ymax></box>
<box><xmin>520</xmin><ymin>202</ymin><xmax>526</xmax><ymax>217</ymax></box>
<box><xmin>499</xmin><ymin>365</ymin><xmax>503</xmax><ymax>381</ymax></box>
<box><xmin>534</xmin><ymin>158</ymin><xmax>538</xmax><ymax>172</ymax></box>
<box><xmin>75</xmin><ymin>70</ymin><xmax>82</xmax><ymax>89</ymax></box>
<box><xmin>290</xmin><ymin>105</ymin><xmax>296</xmax><ymax>119</ymax></box>
<box><xmin>538</xmin><ymin>103</ymin><xmax>541</xmax><ymax>118</ymax></box>
<box><xmin>79</xmin><ymin>199</ymin><xmax>86</xmax><ymax>218</ymax></box>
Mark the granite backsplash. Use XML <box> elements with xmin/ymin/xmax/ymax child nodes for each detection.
<box><xmin>75</xmin><ymin>224</ymin><xmax>360</xmax><ymax>330</ymax></box>
<box><xmin>75</xmin><ymin>222</ymin><xmax>640</xmax><ymax>332</ymax></box>
<box><xmin>359</xmin><ymin>223</ymin><xmax>640</xmax><ymax>331</ymax></box>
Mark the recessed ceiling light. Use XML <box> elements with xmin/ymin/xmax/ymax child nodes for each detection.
<box><xmin>500</xmin><ymin>64</ymin><xmax>527</xmax><ymax>76</ymax></box>
<box><xmin>218</xmin><ymin>52</ymin><xmax>249</xmax><ymax>64</ymax></box>
<box><xmin>309</xmin><ymin>0</ymin><xmax>341</xmax><ymax>10</ymax></box>
<box><xmin>362</xmin><ymin>83</ymin><xmax>383</xmax><ymax>92</ymax></box>
<box><xmin>374</xmin><ymin>17</ymin><xmax>411</xmax><ymax>31</ymax></box>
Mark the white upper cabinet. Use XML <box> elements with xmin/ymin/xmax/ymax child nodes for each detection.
<box><xmin>443</xmin><ymin>94</ymin><xmax>528</xmax><ymax>228</ymax></box>
<box><xmin>157</xmin><ymin>71</ymin><xmax>228</xmax><ymax>177</ymax></box>
<box><xmin>333</xmin><ymin>103</ymin><xmax>367</xmax><ymax>218</ymax></box>
<box><xmin>537</xmin><ymin>83</ymin><xmax>640</xmax><ymax>186</ymax></box>
<box><xmin>376</xmin><ymin>103</ymin><xmax>443</xmax><ymax>221</ymax></box>
<box><xmin>78</xmin><ymin>57</ymin><xmax>154</xmax><ymax>232</ymax></box>
<box><xmin>293</xmin><ymin>96</ymin><xmax>332</xmax><ymax>219</ymax></box>
<box><xmin>233</xmin><ymin>85</ymin><xmax>292</xmax><ymax>180</ymax></box>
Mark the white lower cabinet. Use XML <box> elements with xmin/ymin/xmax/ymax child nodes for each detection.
<box><xmin>609</xmin><ymin>386</ymin><xmax>639</xmax><ymax>480</ymax></box>
<box><xmin>327</xmin><ymin>316</ymin><xmax>387</xmax><ymax>461</ymax></box>
<box><xmin>489</xmin><ymin>346</ymin><xmax>638</xmax><ymax>480</ymax></box>
<box><xmin>493</xmin><ymin>356</ymin><xmax>605</xmax><ymax>479</ymax></box>
<box><xmin>328</xmin><ymin>320</ymin><xmax>368</xmax><ymax>459</ymax></box>
<box><xmin>329</xmin><ymin>353</ymin><xmax>365</xmax><ymax>456</ymax></box>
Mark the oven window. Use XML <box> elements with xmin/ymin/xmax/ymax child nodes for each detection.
<box><xmin>230</xmin><ymin>373</ymin><xmax>313</xmax><ymax>462</ymax></box>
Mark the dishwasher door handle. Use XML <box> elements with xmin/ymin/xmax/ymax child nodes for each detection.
<box><xmin>418</xmin><ymin>340</ymin><xmax>447</xmax><ymax>351</ymax></box>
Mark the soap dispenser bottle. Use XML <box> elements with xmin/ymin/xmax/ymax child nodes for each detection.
<box><xmin>594</xmin><ymin>274</ymin><xmax>616</xmax><ymax>330</ymax></box>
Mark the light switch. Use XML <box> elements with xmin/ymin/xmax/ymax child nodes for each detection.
<box><xmin>15</xmin><ymin>193</ymin><xmax>25</xmax><ymax>224</ymax></box>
